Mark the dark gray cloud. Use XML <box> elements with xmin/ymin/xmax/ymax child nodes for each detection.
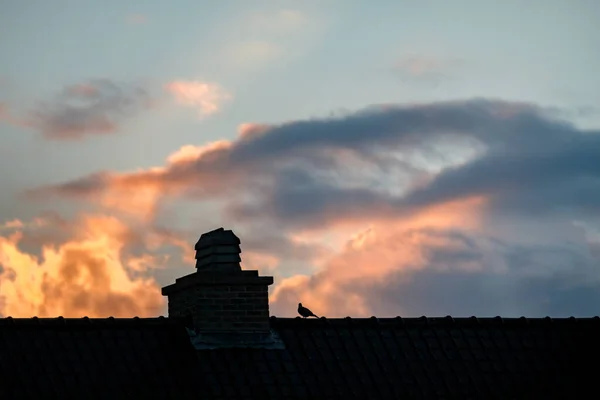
<box><xmin>28</xmin><ymin>79</ymin><xmax>151</xmax><ymax>140</ymax></box>
<box><xmin>230</xmin><ymin>99</ymin><xmax>535</xmax><ymax>161</ymax></box>
<box><xmin>32</xmin><ymin>97</ymin><xmax>600</xmax><ymax>226</ymax></box>
<box><xmin>403</xmin><ymin>133</ymin><xmax>600</xmax><ymax>215</ymax></box>
<box><xmin>224</xmin><ymin>100</ymin><xmax>599</xmax><ymax>227</ymax></box>
<box><xmin>368</xmin><ymin>269</ymin><xmax>600</xmax><ymax>317</ymax></box>
<box><xmin>226</xmin><ymin>168</ymin><xmax>399</xmax><ymax>228</ymax></box>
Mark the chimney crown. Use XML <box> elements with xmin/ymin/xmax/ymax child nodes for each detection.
<box><xmin>194</xmin><ymin>228</ymin><xmax>241</xmax><ymax>272</ymax></box>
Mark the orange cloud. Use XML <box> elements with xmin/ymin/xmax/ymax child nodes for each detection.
<box><xmin>0</xmin><ymin>214</ymin><xmax>164</xmax><ymax>317</ymax></box>
<box><xmin>0</xmin><ymin>217</ymin><xmax>54</xmax><ymax>233</ymax></box>
<box><xmin>270</xmin><ymin>196</ymin><xmax>489</xmax><ymax>317</ymax></box>
<box><xmin>97</xmin><ymin>178</ymin><xmax>165</xmax><ymax>220</ymax></box>
<box><xmin>165</xmin><ymin>80</ymin><xmax>230</xmax><ymax>117</ymax></box>
<box><xmin>166</xmin><ymin>141</ymin><xmax>233</xmax><ymax>165</ymax></box>
<box><xmin>28</xmin><ymin>140</ymin><xmax>247</xmax><ymax>221</ymax></box>
<box><xmin>0</xmin><ymin>219</ymin><xmax>24</xmax><ymax>230</ymax></box>
<box><xmin>237</xmin><ymin>123</ymin><xmax>271</xmax><ymax>140</ymax></box>
<box><xmin>240</xmin><ymin>251</ymin><xmax>280</xmax><ymax>275</ymax></box>
<box><xmin>28</xmin><ymin>170</ymin><xmax>168</xmax><ymax>221</ymax></box>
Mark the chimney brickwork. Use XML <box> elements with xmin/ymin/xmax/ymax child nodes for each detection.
<box><xmin>161</xmin><ymin>228</ymin><xmax>273</xmax><ymax>334</ymax></box>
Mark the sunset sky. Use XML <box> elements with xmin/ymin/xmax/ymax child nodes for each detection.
<box><xmin>1</xmin><ymin>0</ymin><xmax>599</xmax><ymax>319</ymax></box>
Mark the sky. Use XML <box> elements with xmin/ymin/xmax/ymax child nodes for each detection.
<box><xmin>1</xmin><ymin>0</ymin><xmax>599</xmax><ymax>319</ymax></box>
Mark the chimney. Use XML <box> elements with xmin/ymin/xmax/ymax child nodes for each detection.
<box><xmin>161</xmin><ymin>228</ymin><xmax>274</xmax><ymax>337</ymax></box>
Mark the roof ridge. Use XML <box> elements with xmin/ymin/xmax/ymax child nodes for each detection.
<box><xmin>0</xmin><ymin>316</ymin><xmax>192</xmax><ymax>327</ymax></box>
<box><xmin>267</xmin><ymin>315</ymin><xmax>600</xmax><ymax>327</ymax></box>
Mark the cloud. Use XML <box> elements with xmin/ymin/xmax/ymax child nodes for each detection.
<box><xmin>226</xmin><ymin>40</ymin><xmax>281</xmax><ymax>67</ymax></box>
<box><xmin>0</xmin><ymin>214</ymin><xmax>165</xmax><ymax>318</ymax></box>
<box><xmin>2</xmin><ymin>78</ymin><xmax>233</xmax><ymax>138</ymax></box>
<box><xmin>246</xmin><ymin>9</ymin><xmax>307</xmax><ymax>33</ymax></box>
<box><xmin>397</xmin><ymin>57</ymin><xmax>446</xmax><ymax>77</ymax></box>
<box><xmin>30</xmin><ymin>99</ymin><xmax>600</xmax><ymax>230</ymax></box>
<box><xmin>269</xmin><ymin>196</ymin><xmax>491</xmax><ymax>317</ymax></box>
<box><xmin>23</xmin><ymin>98</ymin><xmax>600</xmax><ymax>317</ymax></box>
<box><xmin>0</xmin><ymin>219</ymin><xmax>24</xmax><ymax>230</ymax></box>
<box><xmin>19</xmin><ymin>79</ymin><xmax>152</xmax><ymax>140</ymax></box>
<box><xmin>220</xmin><ymin>8</ymin><xmax>313</xmax><ymax>70</ymax></box>
<box><xmin>270</xmin><ymin>211</ymin><xmax>600</xmax><ymax>318</ymax></box>
<box><xmin>0</xmin><ymin>102</ymin><xmax>26</xmax><ymax>128</ymax></box>
<box><xmin>165</xmin><ymin>80</ymin><xmax>230</xmax><ymax>118</ymax></box>
<box><xmin>394</xmin><ymin>56</ymin><xmax>466</xmax><ymax>86</ymax></box>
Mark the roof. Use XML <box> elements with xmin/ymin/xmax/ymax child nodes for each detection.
<box><xmin>0</xmin><ymin>317</ymin><xmax>200</xmax><ymax>399</ymax></box>
<box><xmin>1</xmin><ymin>316</ymin><xmax>598</xmax><ymax>399</ymax></box>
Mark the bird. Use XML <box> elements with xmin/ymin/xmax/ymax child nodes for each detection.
<box><xmin>298</xmin><ymin>303</ymin><xmax>319</xmax><ymax>318</ymax></box>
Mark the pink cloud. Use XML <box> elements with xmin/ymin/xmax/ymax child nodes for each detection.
<box><xmin>269</xmin><ymin>196</ymin><xmax>489</xmax><ymax>317</ymax></box>
<box><xmin>165</xmin><ymin>80</ymin><xmax>231</xmax><ymax>118</ymax></box>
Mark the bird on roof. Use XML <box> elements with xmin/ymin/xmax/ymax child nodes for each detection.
<box><xmin>298</xmin><ymin>303</ymin><xmax>319</xmax><ymax>318</ymax></box>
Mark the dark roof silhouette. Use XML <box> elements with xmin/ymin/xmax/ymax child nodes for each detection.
<box><xmin>1</xmin><ymin>315</ymin><xmax>598</xmax><ymax>399</ymax></box>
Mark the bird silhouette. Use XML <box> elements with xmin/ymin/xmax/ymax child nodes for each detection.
<box><xmin>298</xmin><ymin>303</ymin><xmax>319</xmax><ymax>318</ymax></box>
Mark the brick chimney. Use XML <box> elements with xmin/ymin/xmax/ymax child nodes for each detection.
<box><xmin>161</xmin><ymin>228</ymin><xmax>274</xmax><ymax>337</ymax></box>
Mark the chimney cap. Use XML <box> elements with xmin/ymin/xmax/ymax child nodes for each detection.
<box><xmin>194</xmin><ymin>227</ymin><xmax>240</xmax><ymax>250</ymax></box>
